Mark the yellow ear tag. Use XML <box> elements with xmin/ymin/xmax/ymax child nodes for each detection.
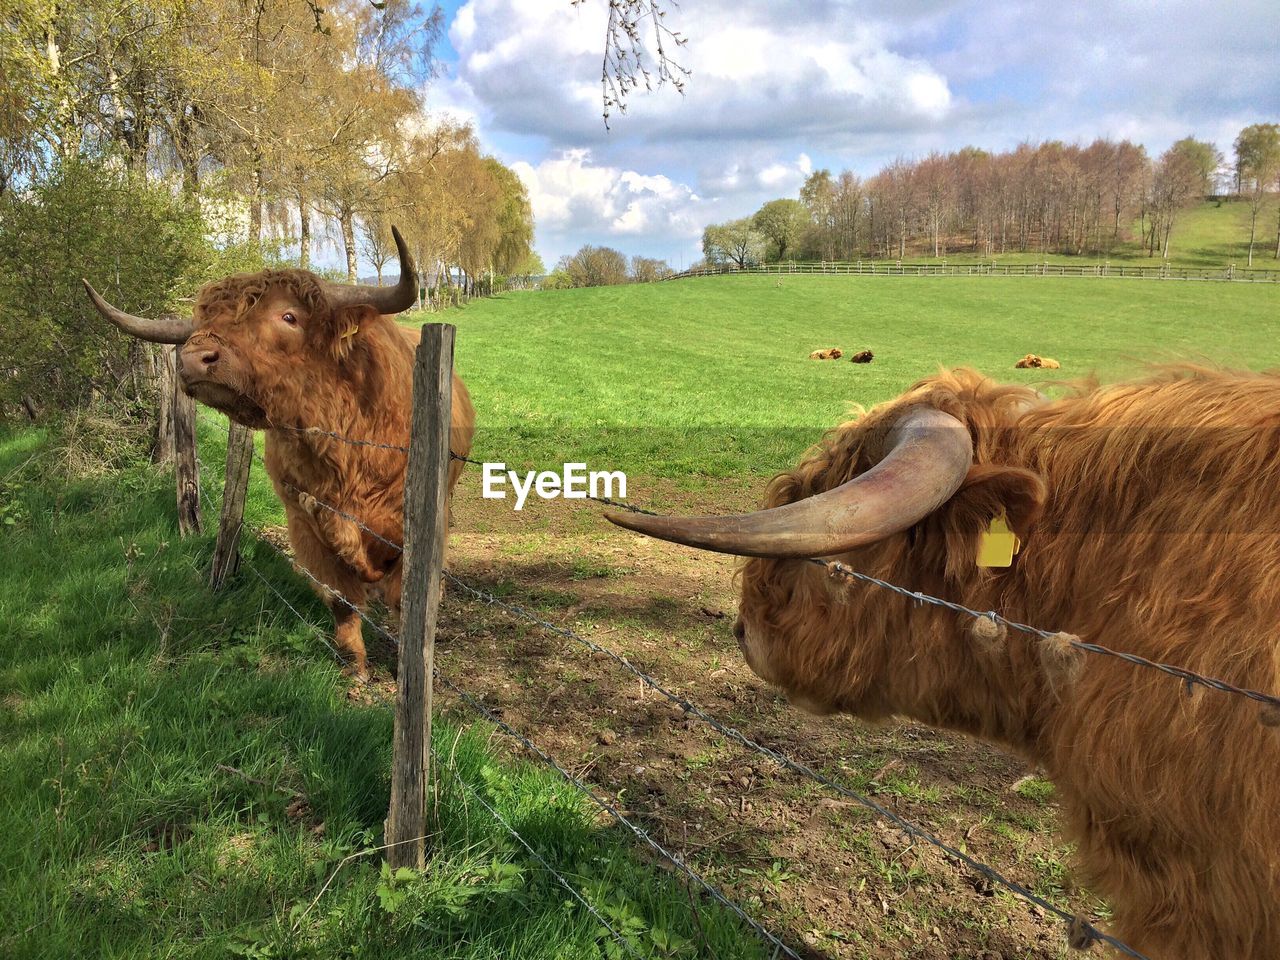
<box><xmin>340</xmin><ymin>324</ymin><xmax>359</xmax><ymax>341</ymax></box>
<box><xmin>977</xmin><ymin>514</ymin><xmax>1021</xmax><ymax>568</ymax></box>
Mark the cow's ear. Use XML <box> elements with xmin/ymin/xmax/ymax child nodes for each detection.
<box><xmin>932</xmin><ymin>464</ymin><xmax>1047</xmax><ymax>583</ymax></box>
<box><xmin>330</xmin><ymin>304</ymin><xmax>377</xmax><ymax>361</ymax></box>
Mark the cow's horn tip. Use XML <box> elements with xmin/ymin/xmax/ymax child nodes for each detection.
<box><xmin>603</xmin><ymin>510</ymin><xmax>647</xmax><ymax>532</ymax></box>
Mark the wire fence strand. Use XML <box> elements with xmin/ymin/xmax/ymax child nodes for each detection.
<box><xmin>439</xmin><ymin>570</ymin><xmax>1147</xmax><ymax>959</ymax></box>
<box><xmin>433</xmin><ymin>670</ymin><xmax>805</xmax><ymax>960</ymax></box>
<box><xmin>212</xmin><ymin>402</ymin><xmax>1280</xmax><ymax>715</ymax></box>
<box><xmin>196</xmin><ymin>410</ymin><xmax>1276</xmax><ymax>958</ymax></box>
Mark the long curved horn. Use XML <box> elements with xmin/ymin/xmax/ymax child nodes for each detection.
<box><xmin>82</xmin><ymin>279</ymin><xmax>195</xmax><ymax>344</ymax></box>
<box><xmin>322</xmin><ymin>225</ymin><xmax>417</xmax><ymax>315</ymax></box>
<box><xmin>605</xmin><ymin>407</ymin><xmax>973</xmax><ymax>558</ymax></box>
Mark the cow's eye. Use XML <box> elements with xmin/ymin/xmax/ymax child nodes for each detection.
<box><xmin>281</xmin><ymin>312</ymin><xmax>298</xmax><ymax>326</ymax></box>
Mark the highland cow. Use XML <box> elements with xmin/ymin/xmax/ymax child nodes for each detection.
<box><xmin>607</xmin><ymin>367</ymin><xmax>1280</xmax><ymax>958</ymax></box>
<box><xmin>85</xmin><ymin>228</ymin><xmax>474</xmax><ymax>678</ymax></box>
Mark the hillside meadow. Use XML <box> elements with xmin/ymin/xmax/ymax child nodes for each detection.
<box><xmin>4</xmin><ymin>271</ymin><xmax>1279</xmax><ymax>959</ymax></box>
<box><xmin>444</xmin><ymin>272</ymin><xmax>1280</xmax><ymax>498</ymax></box>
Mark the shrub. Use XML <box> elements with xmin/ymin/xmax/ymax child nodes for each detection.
<box><xmin>0</xmin><ymin>158</ymin><xmax>261</xmax><ymax>419</ymax></box>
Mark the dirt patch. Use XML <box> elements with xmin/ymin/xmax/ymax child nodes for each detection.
<box><xmin>416</xmin><ymin>489</ymin><xmax>1105</xmax><ymax>959</ymax></box>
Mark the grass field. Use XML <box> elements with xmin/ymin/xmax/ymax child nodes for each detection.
<box><xmin>5</xmin><ymin>271</ymin><xmax>1280</xmax><ymax>959</ymax></box>
<box><xmin>0</xmin><ymin>424</ymin><xmax>764</xmax><ymax>959</ymax></box>
<box><xmin>447</xmin><ymin>271</ymin><xmax>1280</xmax><ymax>496</ymax></box>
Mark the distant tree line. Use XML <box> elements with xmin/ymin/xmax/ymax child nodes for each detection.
<box><xmin>702</xmin><ymin>124</ymin><xmax>1280</xmax><ymax>268</ymax></box>
<box><xmin>544</xmin><ymin>245</ymin><xmax>673</xmax><ymax>288</ymax></box>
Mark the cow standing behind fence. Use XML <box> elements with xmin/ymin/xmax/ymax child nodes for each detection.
<box><xmin>84</xmin><ymin>228</ymin><xmax>474</xmax><ymax>678</ymax></box>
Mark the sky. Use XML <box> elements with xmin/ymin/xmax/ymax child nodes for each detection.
<box><xmin>416</xmin><ymin>0</ymin><xmax>1280</xmax><ymax>270</ymax></box>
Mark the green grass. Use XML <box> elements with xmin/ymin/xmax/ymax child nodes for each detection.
<box><xmin>443</xmin><ymin>271</ymin><xmax>1280</xmax><ymax>492</ymax></box>
<box><xmin>0</xmin><ymin>427</ymin><xmax>764</xmax><ymax>960</ymax></box>
<box><xmin>7</xmin><ymin>269</ymin><xmax>1280</xmax><ymax>956</ymax></box>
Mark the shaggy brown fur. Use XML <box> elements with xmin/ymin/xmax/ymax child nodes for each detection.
<box><xmin>849</xmin><ymin>350</ymin><xmax>874</xmax><ymax>364</ymax></box>
<box><xmin>1015</xmin><ymin>353</ymin><xmax>1061</xmax><ymax>369</ymax></box>
<box><xmin>737</xmin><ymin>367</ymin><xmax>1280</xmax><ymax>957</ymax></box>
<box><xmin>809</xmin><ymin>348</ymin><xmax>843</xmax><ymax>360</ymax></box>
<box><xmin>183</xmin><ymin>268</ymin><xmax>475</xmax><ymax>677</ymax></box>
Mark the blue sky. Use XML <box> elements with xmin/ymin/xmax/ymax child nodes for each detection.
<box><xmin>404</xmin><ymin>0</ymin><xmax>1279</xmax><ymax>270</ymax></box>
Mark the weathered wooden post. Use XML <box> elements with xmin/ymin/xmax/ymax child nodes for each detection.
<box><xmin>173</xmin><ymin>351</ymin><xmax>201</xmax><ymax>536</ymax></box>
<box><xmin>209</xmin><ymin>422</ymin><xmax>254</xmax><ymax>588</ymax></box>
<box><xmin>386</xmin><ymin>322</ymin><xmax>455</xmax><ymax>868</ymax></box>
<box><xmin>154</xmin><ymin>345</ymin><xmax>177</xmax><ymax>464</ymax></box>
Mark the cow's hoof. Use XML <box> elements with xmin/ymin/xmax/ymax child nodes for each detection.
<box><xmin>341</xmin><ymin>661</ymin><xmax>370</xmax><ymax>683</ymax></box>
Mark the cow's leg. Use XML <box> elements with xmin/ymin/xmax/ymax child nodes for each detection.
<box><xmin>295</xmin><ymin>491</ymin><xmax>384</xmax><ymax>583</ymax></box>
<box><xmin>284</xmin><ymin>502</ymin><xmax>370</xmax><ymax>678</ymax></box>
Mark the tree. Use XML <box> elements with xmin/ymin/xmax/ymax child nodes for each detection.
<box><xmin>629</xmin><ymin>255</ymin><xmax>671</xmax><ymax>282</ymax></box>
<box><xmin>558</xmin><ymin>245</ymin><xmax>629</xmax><ymax>286</ymax></box>
<box><xmin>575</xmin><ymin>0</ymin><xmax>689</xmax><ymax>128</ymax></box>
<box><xmin>799</xmin><ymin>169</ymin><xmax>836</xmax><ymax>259</ymax></box>
<box><xmin>358</xmin><ymin>213</ymin><xmax>398</xmax><ymax>283</ymax></box>
<box><xmin>701</xmin><ymin>218</ymin><xmax>766</xmax><ymax>268</ymax></box>
<box><xmin>1146</xmin><ymin>143</ymin><xmax>1202</xmax><ymax>258</ymax></box>
<box><xmin>1234</xmin><ymin>123</ymin><xmax>1280</xmax><ymax>265</ymax></box>
<box><xmin>751</xmin><ymin>198</ymin><xmax>808</xmax><ymax>261</ymax></box>
<box><xmin>1167</xmin><ymin>137</ymin><xmax>1224</xmax><ymax>199</ymax></box>
<box><xmin>0</xmin><ymin>159</ymin><xmax>225</xmax><ymax>414</ymax></box>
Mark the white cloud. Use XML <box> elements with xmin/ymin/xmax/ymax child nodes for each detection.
<box><xmin>446</xmin><ymin>0</ymin><xmax>956</xmax><ymax>147</ymax></box>
<box><xmin>433</xmin><ymin>0</ymin><xmax>1280</xmax><ymax>266</ymax></box>
<box><xmin>512</xmin><ymin>150</ymin><xmax>710</xmax><ymax>258</ymax></box>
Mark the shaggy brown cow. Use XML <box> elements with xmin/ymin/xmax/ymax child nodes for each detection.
<box><xmin>84</xmin><ymin>228</ymin><xmax>475</xmax><ymax>678</ymax></box>
<box><xmin>809</xmin><ymin>348</ymin><xmax>843</xmax><ymax>360</ymax></box>
<box><xmin>608</xmin><ymin>367</ymin><xmax>1280</xmax><ymax>958</ymax></box>
<box><xmin>1015</xmin><ymin>353</ymin><xmax>1061</xmax><ymax>369</ymax></box>
<box><xmin>849</xmin><ymin>350</ymin><xmax>874</xmax><ymax>364</ymax></box>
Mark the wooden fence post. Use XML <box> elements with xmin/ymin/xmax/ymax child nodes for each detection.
<box><xmin>154</xmin><ymin>345</ymin><xmax>177</xmax><ymax>464</ymax></box>
<box><xmin>386</xmin><ymin>322</ymin><xmax>455</xmax><ymax>869</ymax></box>
<box><xmin>209</xmin><ymin>422</ymin><xmax>254</xmax><ymax>589</ymax></box>
<box><xmin>173</xmin><ymin>352</ymin><xmax>201</xmax><ymax>536</ymax></box>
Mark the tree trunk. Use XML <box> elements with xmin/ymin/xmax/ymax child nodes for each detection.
<box><xmin>342</xmin><ymin>210</ymin><xmax>358</xmax><ymax>282</ymax></box>
<box><xmin>1248</xmin><ymin>204</ymin><xmax>1257</xmax><ymax>267</ymax></box>
<box><xmin>172</xmin><ymin>351</ymin><xmax>201</xmax><ymax>536</ymax></box>
<box><xmin>299</xmin><ymin>196</ymin><xmax>311</xmax><ymax>269</ymax></box>
<box><xmin>249</xmin><ymin>157</ymin><xmax>264</xmax><ymax>243</ymax></box>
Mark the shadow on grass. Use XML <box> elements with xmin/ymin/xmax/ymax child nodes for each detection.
<box><xmin>0</xmin><ymin>428</ymin><xmax>772</xmax><ymax>960</ymax></box>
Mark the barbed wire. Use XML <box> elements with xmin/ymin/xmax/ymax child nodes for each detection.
<box><xmin>207</xmin><ymin>406</ymin><xmax>1280</xmax><ymax>713</ymax></box>
<box><xmin>267</xmin><ymin>420</ymin><xmax>412</xmax><ymax>453</ymax></box>
<box><xmin>439</xmin><ymin>571</ymin><xmax>1145</xmax><ymax>959</ymax></box>
<box><xmin>196</xmin><ymin>411</ymin><xmax>1280</xmax><ymax>957</ymax></box>
<box><xmin>433</xmin><ymin>670</ymin><xmax>804</xmax><ymax>960</ymax></box>
<box><xmin>234</xmin><ymin>524</ymin><xmax>799</xmax><ymax>957</ymax></box>
<box><xmin>431</xmin><ymin>742</ymin><xmax>647</xmax><ymax>960</ymax></box>
<box><xmin>818</xmin><ymin>559</ymin><xmax>1280</xmax><ymax>712</ymax></box>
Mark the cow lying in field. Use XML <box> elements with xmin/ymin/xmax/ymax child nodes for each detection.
<box><xmin>85</xmin><ymin>228</ymin><xmax>475</xmax><ymax>678</ymax></box>
<box><xmin>809</xmin><ymin>348</ymin><xmax>843</xmax><ymax>360</ymax></box>
<box><xmin>607</xmin><ymin>366</ymin><xmax>1280</xmax><ymax>958</ymax></box>
<box><xmin>1015</xmin><ymin>353</ymin><xmax>1060</xmax><ymax>369</ymax></box>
